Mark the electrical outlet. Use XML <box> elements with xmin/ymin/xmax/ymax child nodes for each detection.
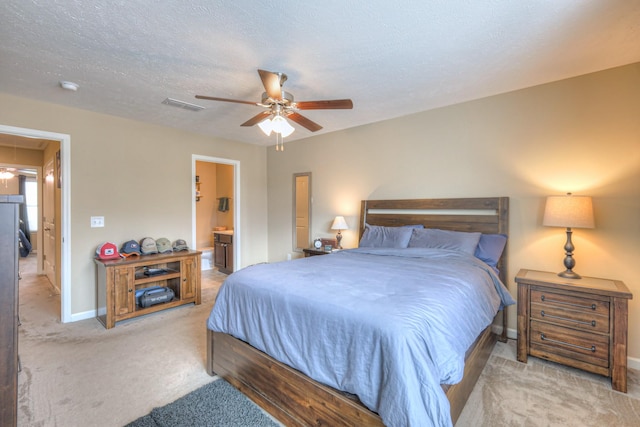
<box><xmin>91</xmin><ymin>216</ymin><xmax>105</xmax><ymax>228</ymax></box>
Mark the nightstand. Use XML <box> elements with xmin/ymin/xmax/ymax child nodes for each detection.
<box><xmin>302</xmin><ymin>248</ymin><xmax>331</xmax><ymax>257</ymax></box>
<box><xmin>516</xmin><ymin>269</ymin><xmax>632</xmax><ymax>392</ymax></box>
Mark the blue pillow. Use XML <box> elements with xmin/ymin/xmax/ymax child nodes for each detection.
<box><xmin>407</xmin><ymin>228</ymin><xmax>481</xmax><ymax>254</ymax></box>
<box><xmin>359</xmin><ymin>224</ymin><xmax>413</xmax><ymax>248</ymax></box>
<box><xmin>474</xmin><ymin>233</ymin><xmax>507</xmax><ymax>268</ymax></box>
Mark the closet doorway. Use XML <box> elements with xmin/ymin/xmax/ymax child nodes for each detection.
<box><xmin>192</xmin><ymin>155</ymin><xmax>240</xmax><ymax>274</ymax></box>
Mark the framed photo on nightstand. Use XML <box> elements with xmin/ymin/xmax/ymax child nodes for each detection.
<box><xmin>320</xmin><ymin>238</ymin><xmax>336</xmax><ymax>249</ymax></box>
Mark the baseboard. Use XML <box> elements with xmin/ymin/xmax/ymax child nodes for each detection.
<box><xmin>492</xmin><ymin>325</ymin><xmax>640</xmax><ymax>371</ymax></box>
<box><xmin>70</xmin><ymin>309</ymin><xmax>96</xmax><ymax>322</ymax></box>
<box><xmin>491</xmin><ymin>325</ymin><xmax>517</xmax><ymax>340</ymax></box>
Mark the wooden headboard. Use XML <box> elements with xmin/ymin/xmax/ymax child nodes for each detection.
<box><xmin>359</xmin><ymin>197</ymin><xmax>509</xmax><ymax>283</ymax></box>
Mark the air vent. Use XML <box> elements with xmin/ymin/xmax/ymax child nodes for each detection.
<box><xmin>161</xmin><ymin>98</ymin><xmax>205</xmax><ymax>112</ymax></box>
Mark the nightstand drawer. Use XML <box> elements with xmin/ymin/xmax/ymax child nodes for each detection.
<box><xmin>530</xmin><ymin>320</ymin><xmax>609</xmax><ymax>368</ymax></box>
<box><xmin>531</xmin><ymin>288</ymin><xmax>609</xmax><ymax>316</ymax></box>
<box><xmin>530</xmin><ymin>302</ymin><xmax>609</xmax><ymax>333</ymax></box>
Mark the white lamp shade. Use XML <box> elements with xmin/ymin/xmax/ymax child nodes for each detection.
<box><xmin>331</xmin><ymin>216</ymin><xmax>348</xmax><ymax>230</ymax></box>
<box><xmin>543</xmin><ymin>194</ymin><xmax>595</xmax><ymax>229</ymax></box>
<box><xmin>279</xmin><ymin>120</ymin><xmax>295</xmax><ymax>137</ymax></box>
<box><xmin>271</xmin><ymin>115</ymin><xmax>295</xmax><ymax>137</ymax></box>
<box><xmin>258</xmin><ymin>118</ymin><xmax>273</xmax><ymax>136</ymax></box>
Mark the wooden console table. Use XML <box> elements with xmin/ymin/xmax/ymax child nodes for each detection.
<box><xmin>95</xmin><ymin>250</ymin><xmax>201</xmax><ymax>329</ymax></box>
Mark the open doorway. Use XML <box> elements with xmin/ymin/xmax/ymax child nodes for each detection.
<box><xmin>192</xmin><ymin>155</ymin><xmax>240</xmax><ymax>277</ymax></box>
<box><xmin>0</xmin><ymin>124</ymin><xmax>71</xmax><ymax>323</ymax></box>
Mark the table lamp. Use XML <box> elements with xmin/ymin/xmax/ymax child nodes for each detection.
<box><xmin>542</xmin><ymin>193</ymin><xmax>594</xmax><ymax>279</ymax></box>
<box><xmin>331</xmin><ymin>216</ymin><xmax>348</xmax><ymax>249</ymax></box>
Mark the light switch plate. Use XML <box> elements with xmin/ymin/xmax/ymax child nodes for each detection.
<box><xmin>91</xmin><ymin>216</ymin><xmax>105</xmax><ymax>228</ymax></box>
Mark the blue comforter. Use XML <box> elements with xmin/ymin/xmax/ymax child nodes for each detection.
<box><xmin>207</xmin><ymin>248</ymin><xmax>515</xmax><ymax>427</ymax></box>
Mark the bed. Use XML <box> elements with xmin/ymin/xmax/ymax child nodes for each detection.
<box><xmin>206</xmin><ymin>197</ymin><xmax>512</xmax><ymax>426</ymax></box>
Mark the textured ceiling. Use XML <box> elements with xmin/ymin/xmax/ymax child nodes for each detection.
<box><xmin>1</xmin><ymin>1</ymin><xmax>639</xmax><ymax>147</ymax></box>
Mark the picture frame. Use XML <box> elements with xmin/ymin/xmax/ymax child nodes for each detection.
<box><xmin>320</xmin><ymin>238</ymin><xmax>336</xmax><ymax>248</ymax></box>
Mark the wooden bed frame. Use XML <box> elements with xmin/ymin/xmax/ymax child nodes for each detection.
<box><xmin>207</xmin><ymin>197</ymin><xmax>509</xmax><ymax>426</ymax></box>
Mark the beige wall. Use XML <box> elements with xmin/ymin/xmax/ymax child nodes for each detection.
<box><xmin>0</xmin><ymin>146</ymin><xmax>44</xmax><ymax>167</ymax></box>
<box><xmin>267</xmin><ymin>63</ymin><xmax>640</xmax><ymax>360</ymax></box>
<box><xmin>0</xmin><ymin>93</ymin><xmax>269</xmax><ymax>317</ymax></box>
<box><xmin>0</xmin><ymin>174</ymin><xmax>20</xmax><ymax>194</ymax></box>
<box><xmin>216</xmin><ymin>164</ymin><xmax>234</xmax><ymax>230</ymax></box>
<box><xmin>195</xmin><ymin>161</ymin><xmax>218</xmax><ymax>248</ymax></box>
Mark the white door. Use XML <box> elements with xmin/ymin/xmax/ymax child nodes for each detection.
<box><xmin>43</xmin><ymin>159</ymin><xmax>56</xmax><ymax>288</ymax></box>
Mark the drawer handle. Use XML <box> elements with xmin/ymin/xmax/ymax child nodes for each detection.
<box><xmin>540</xmin><ymin>295</ymin><xmax>597</xmax><ymax>311</ymax></box>
<box><xmin>540</xmin><ymin>311</ymin><xmax>596</xmax><ymax>327</ymax></box>
<box><xmin>540</xmin><ymin>333</ymin><xmax>596</xmax><ymax>352</ymax></box>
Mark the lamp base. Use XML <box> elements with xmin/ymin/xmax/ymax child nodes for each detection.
<box><xmin>558</xmin><ymin>228</ymin><xmax>581</xmax><ymax>280</ymax></box>
<box><xmin>558</xmin><ymin>269</ymin><xmax>581</xmax><ymax>280</ymax></box>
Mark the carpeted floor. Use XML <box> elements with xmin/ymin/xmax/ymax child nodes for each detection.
<box><xmin>17</xmin><ymin>254</ymin><xmax>233</xmax><ymax>426</ymax></box>
<box><xmin>457</xmin><ymin>344</ymin><xmax>640</xmax><ymax>426</ymax></box>
<box><xmin>16</xmin><ymin>254</ymin><xmax>640</xmax><ymax>426</ymax></box>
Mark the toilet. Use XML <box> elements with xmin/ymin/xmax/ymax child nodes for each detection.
<box><xmin>200</xmin><ymin>247</ymin><xmax>213</xmax><ymax>270</ymax></box>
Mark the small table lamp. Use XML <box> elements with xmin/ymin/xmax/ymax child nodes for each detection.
<box><xmin>331</xmin><ymin>216</ymin><xmax>348</xmax><ymax>249</ymax></box>
<box><xmin>543</xmin><ymin>193</ymin><xmax>594</xmax><ymax>279</ymax></box>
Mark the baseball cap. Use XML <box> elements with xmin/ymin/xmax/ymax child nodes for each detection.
<box><xmin>140</xmin><ymin>237</ymin><xmax>158</xmax><ymax>255</ymax></box>
<box><xmin>172</xmin><ymin>239</ymin><xmax>189</xmax><ymax>251</ymax></box>
<box><xmin>156</xmin><ymin>237</ymin><xmax>173</xmax><ymax>254</ymax></box>
<box><xmin>120</xmin><ymin>240</ymin><xmax>142</xmax><ymax>257</ymax></box>
<box><xmin>95</xmin><ymin>242</ymin><xmax>121</xmax><ymax>260</ymax></box>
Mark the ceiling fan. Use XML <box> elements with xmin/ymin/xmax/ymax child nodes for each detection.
<box><xmin>196</xmin><ymin>69</ymin><xmax>353</xmax><ymax>150</ymax></box>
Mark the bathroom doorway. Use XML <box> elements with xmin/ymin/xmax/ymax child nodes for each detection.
<box><xmin>192</xmin><ymin>155</ymin><xmax>239</xmax><ymax>275</ymax></box>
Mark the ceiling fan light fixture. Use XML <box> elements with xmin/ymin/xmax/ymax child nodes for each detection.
<box><xmin>0</xmin><ymin>168</ymin><xmax>15</xmax><ymax>180</ymax></box>
<box><xmin>271</xmin><ymin>115</ymin><xmax>295</xmax><ymax>137</ymax></box>
<box><xmin>258</xmin><ymin>118</ymin><xmax>273</xmax><ymax>136</ymax></box>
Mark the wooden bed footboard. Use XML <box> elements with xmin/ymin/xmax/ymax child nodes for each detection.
<box><xmin>207</xmin><ymin>325</ymin><xmax>497</xmax><ymax>426</ymax></box>
<box><xmin>207</xmin><ymin>329</ymin><xmax>385</xmax><ymax>426</ymax></box>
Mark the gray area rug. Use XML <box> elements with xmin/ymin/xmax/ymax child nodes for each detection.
<box><xmin>125</xmin><ymin>379</ymin><xmax>280</xmax><ymax>427</ymax></box>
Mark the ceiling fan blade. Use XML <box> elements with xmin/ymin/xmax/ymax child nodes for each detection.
<box><xmin>287</xmin><ymin>112</ymin><xmax>323</xmax><ymax>132</ymax></box>
<box><xmin>258</xmin><ymin>69</ymin><xmax>283</xmax><ymax>101</ymax></box>
<box><xmin>195</xmin><ymin>95</ymin><xmax>258</xmax><ymax>106</ymax></box>
<box><xmin>240</xmin><ymin>111</ymin><xmax>272</xmax><ymax>127</ymax></box>
<box><xmin>295</xmin><ymin>99</ymin><xmax>353</xmax><ymax>110</ymax></box>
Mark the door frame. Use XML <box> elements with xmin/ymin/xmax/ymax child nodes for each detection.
<box><xmin>0</xmin><ymin>124</ymin><xmax>72</xmax><ymax>323</ymax></box>
<box><xmin>42</xmin><ymin>157</ymin><xmax>56</xmax><ymax>287</ymax></box>
<box><xmin>192</xmin><ymin>155</ymin><xmax>240</xmax><ymax>273</ymax></box>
